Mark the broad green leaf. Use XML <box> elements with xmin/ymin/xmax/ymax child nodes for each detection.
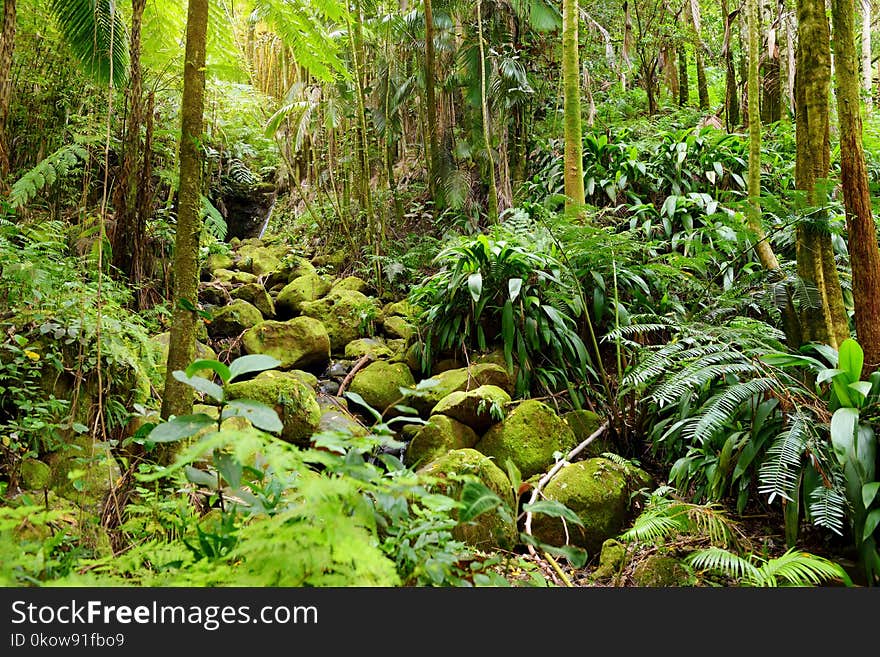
<box><xmin>185</xmin><ymin>359</ymin><xmax>231</xmax><ymax>383</ymax></box>
<box><xmin>508</xmin><ymin>277</ymin><xmax>523</xmax><ymax>302</ymax></box>
<box><xmin>147</xmin><ymin>414</ymin><xmax>216</xmax><ymax>443</ymax></box>
<box><xmin>344</xmin><ymin>391</ymin><xmax>383</xmax><ymax>422</ymax></box>
<box><xmin>459</xmin><ymin>481</ymin><xmax>503</xmax><ymax>522</ymax></box>
<box><xmin>213</xmin><ymin>451</ymin><xmax>243</xmax><ymax>489</ymax></box>
<box><xmin>172</xmin><ymin>370</ymin><xmax>224</xmax><ymax>402</ymax></box>
<box><xmin>838</xmin><ymin>339</ymin><xmax>864</xmax><ymax>382</ymax></box>
<box><xmin>862</xmin><ymin>482</ymin><xmax>880</xmax><ymax>509</ymax></box>
<box><xmin>830</xmin><ymin>408</ymin><xmax>859</xmax><ymax>466</ymax></box>
<box><xmin>831</xmin><ymin>376</ymin><xmax>855</xmax><ymax>408</ymax></box>
<box><xmin>228</xmin><ymin>354</ymin><xmax>281</xmax><ymax>382</ymax></box>
<box><xmin>467</xmin><ymin>272</ymin><xmax>483</xmax><ymax>303</ymax></box>
<box><xmin>502</xmin><ymin>300</ymin><xmax>515</xmax><ymax>372</ymax></box>
<box><xmin>505</xmin><ymin>459</ymin><xmax>522</xmax><ymax>498</ymax></box>
<box><xmin>849</xmin><ymin>381</ymin><xmax>873</xmax><ymax>401</ymax></box>
<box><xmin>816</xmin><ymin>368</ymin><xmax>845</xmax><ymax>385</ymax></box>
<box><xmin>523</xmin><ymin>500</ymin><xmax>585</xmax><ymax>527</ymax></box>
<box><xmin>222</xmin><ymin>399</ymin><xmax>283</xmax><ymax>433</ymax></box>
<box><xmin>184</xmin><ymin>466</ymin><xmax>218</xmax><ymax>488</ymax></box>
<box><xmin>863</xmin><ymin>509</ymin><xmax>880</xmax><ymax>541</ymax></box>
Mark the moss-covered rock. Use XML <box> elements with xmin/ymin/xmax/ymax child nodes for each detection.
<box><xmin>225</xmin><ymin>374</ymin><xmax>321</xmax><ymax>445</ymax></box>
<box><xmin>153</xmin><ymin>332</ymin><xmax>217</xmax><ymax>381</ymax></box>
<box><xmin>230</xmin><ymin>271</ymin><xmax>259</xmax><ymax>285</ymax></box>
<box><xmin>591</xmin><ymin>538</ymin><xmax>628</xmax><ymax>581</ymax></box>
<box><xmin>212</xmin><ymin>268</ymin><xmax>237</xmax><ymax>283</ymax></box>
<box><xmin>19</xmin><ymin>459</ymin><xmax>51</xmax><ymax>489</ymax></box>
<box><xmin>409</xmin><ymin>363</ymin><xmax>513</xmax><ymax>416</ymax></box>
<box><xmin>344</xmin><ymin>338</ymin><xmax>393</xmax><ymax>360</ymax></box>
<box><xmin>208</xmin><ymin>299</ymin><xmax>264</xmax><ymax>338</ymax></box>
<box><xmin>265</xmin><ymin>255</ymin><xmax>317</xmax><ymax>289</ymax></box>
<box><xmin>47</xmin><ymin>437</ymin><xmax>120</xmax><ymax>514</ymax></box>
<box><xmin>418</xmin><ymin>448</ymin><xmax>517</xmax><ymax>550</ymax></box>
<box><xmin>430</xmin><ymin>385</ymin><xmax>511</xmax><ymax>433</ymax></box>
<box><xmin>299</xmin><ymin>289</ymin><xmax>379</xmax><ymax>352</ymax></box>
<box><xmin>530</xmin><ymin>457</ymin><xmax>649</xmax><ymax>555</ymax></box>
<box><xmin>404</xmin><ymin>415</ymin><xmax>480</xmax><ymax>467</ymax></box>
<box><xmin>475</xmin><ymin>400</ymin><xmax>577</xmax><ymax>478</ymax></box>
<box><xmin>632</xmin><ymin>554</ymin><xmax>692</xmax><ymax>587</ymax></box>
<box><xmin>382</xmin><ymin>300</ymin><xmax>421</xmax><ymax>318</ymax></box>
<box><xmin>203</xmin><ymin>252</ymin><xmax>234</xmax><ymax>277</ymax></box>
<box><xmin>235</xmin><ymin>243</ymin><xmax>287</xmax><ymax>276</ymax></box>
<box><xmin>564</xmin><ymin>410</ymin><xmax>613</xmax><ymax>458</ymax></box>
<box><xmin>332</xmin><ymin>276</ymin><xmax>371</xmax><ymax>294</ymax></box>
<box><xmin>382</xmin><ymin>315</ymin><xmax>414</xmax><ymax>340</ymax></box>
<box><xmin>256</xmin><ymin>368</ymin><xmax>318</xmax><ymax>389</ymax></box>
<box><xmin>275</xmin><ymin>273</ymin><xmax>331</xmax><ymax>317</ymax></box>
<box><xmin>348</xmin><ymin>361</ymin><xmax>415</xmax><ymax>414</ymax></box>
<box><xmin>241</xmin><ymin>318</ymin><xmax>331</xmax><ymax>370</ymax></box>
<box><xmin>232</xmin><ymin>283</ymin><xmax>275</xmax><ymax>318</ymax></box>
<box><xmin>199</xmin><ymin>281</ymin><xmax>233</xmax><ymax>306</ymax></box>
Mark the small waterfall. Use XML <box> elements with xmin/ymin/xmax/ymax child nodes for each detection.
<box><xmin>257</xmin><ymin>196</ymin><xmax>277</xmax><ymax>239</ymax></box>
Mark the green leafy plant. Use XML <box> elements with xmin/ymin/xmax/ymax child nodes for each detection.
<box><xmin>685</xmin><ymin>546</ymin><xmax>849</xmax><ymax>587</ymax></box>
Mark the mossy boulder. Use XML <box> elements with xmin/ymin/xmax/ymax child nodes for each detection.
<box><xmin>344</xmin><ymin>338</ymin><xmax>393</xmax><ymax>360</ymax></box>
<box><xmin>409</xmin><ymin>363</ymin><xmax>513</xmax><ymax>416</ymax></box>
<box><xmin>591</xmin><ymin>538</ymin><xmax>628</xmax><ymax>581</ymax></box>
<box><xmin>418</xmin><ymin>449</ymin><xmax>517</xmax><ymax>550</ymax></box>
<box><xmin>632</xmin><ymin>554</ymin><xmax>692</xmax><ymax>587</ymax></box>
<box><xmin>265</xmin><ymin>256</ymin><xmax>317</xmax><ymax>289</ymax></box>
<box><xmin>19</xmin><ymin>458</ymin><xmax>51</xmax><ymax>489</ymax></box>
<box><xmin>241</xmin><ymin>318</ymin><xmax>330</xmax><ymax>370</ymax></box>
<box><xmin>232</xmin><ymin>283</ymin><xmax>275</xmax><ymax>318</ymax></box>
<box><xmin>212</xmin><ymin>268</ymin><xmax>237</xmax><ymax>284</ymax></box>
<box><xmin>348</xmin><ymin>361</ymin><xmax>415</xmax><ymax>414</ymax></box>
<box><xmin>382</xmin><ymin>300</ymin><xmax>420</xmax><ymax>318</ymax></box>
<box><xmin>203</xmin><ymin>252</ymin><xmax>234</xmax><ymax>277</ymax></box>
<box><xmin>275</xmin><ymin>273</ymin><xmax>331</xmax><ymax>317</ymax></box>
<box><xmin>431</xmin><ymin>385</ymin><xmax>511</xmax><ymax>433</ymax></box>
<box><xmin>256</xmin><ymin>368</ymin><xmax>318</xmax><ymax>389</ymax></box>
<box><xmin>208</xmin><ymin>299</ymin><xmax>264</xmax><ymax>338</ymax></box>
<box><xmin>382</xmin><ymin>315</ymin><xmax>414</xmax><ymax>340</ymax></box>
<box><xmin>311</xmin><ymin>250</ymin><xmax>347</xmax><ymax>272</ymax></box>
<box><xmin>225</xmin><ymin>374</ymin><xmax>321</xmax><ymax>445</ymax></box>
<box><xmin>153</xmin><ymin>332</ymin><xmax>217</xmax><ymax>381</ymax></box>
<box><xmin>230</xmin><ymin>271</ymin><xmax>259</xmax><ymax>285</ymax></box>
<box><xmin>199</xmin><ymin>281</ymin><xmax>232</xmax><ymax>307</ymax></box>
<box><xmin>236</xmin><ymin>243</ymin><xmax>286</xmax><ymax>276</ymax></box>
<box><xmin>530</xmin><ymin>457</ymin><xmax>650</xmax><ymax>555</ymax></box>
<box><xmin>299</xmin><ymin>289</ymin><xmax>379</xmax><ymax>352</ymax></box>
<box><xmin>475</xmin><ymin>400</ymin><xmax>577</xmax><ymax>479</ymax></box>
<box><xmin>564</xmin><ymin>410</ymin><xmax>612</xmax><ymax>458</ymax></box>
<box><xmin>404</xmin><ymin>415</ymin><xmax>480</xmax><ymax>467</ymax></box>
<box><xmin>47</xmin><ymin>437</ymin><xmax>120</xmax><ymax>514</ymax></box>
<box><xmin>332</xmin><ymin>276</ymin><xmax>371</xmax><ymax>294</ymax></box>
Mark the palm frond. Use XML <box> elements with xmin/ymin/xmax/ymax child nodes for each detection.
<box><xmin>48</xmin><ymin>0</ymin><xmax>129</xmax><ymax>87</ymax></box>
<box><xmin>686</xmin><ymin>546</ymin><xmax>760</xmax><ymax>582</ymax></box>
<box><xmin>753</xmin><ymin>548</ymin><xmax>847</xmax><ymax>587</ymax></box>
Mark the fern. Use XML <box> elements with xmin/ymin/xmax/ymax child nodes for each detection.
<box><xmin>758</xmin><ymin>413</ymin><xmax>813</xmax><ymax>503</ymax></box>
<box><xmin>687</xmin><ymin>547</ymin><xmax>847</xmax><ymax>586</ymax></box>
<box><xmin>9</xmin><ymin>144</ymin><xmax>89</xmax><ymax>209</ymax></box>
<box><xmin>620</xmin><ymin>490</ymin><xmax>740</xmax><ymax>548</ymax></box>
<box><xmin>808</xmin><ymin>483</ymin><xmax>848</xmax><ymax>536</ymax></box>
<box><xmin>686</xmin><ymin>378</ymin><xmax>777</xmax><ymax>444</ymax></box>
<box><xmin>201</xmin><ymin>197</ymin><xmax>228</xmax><ymax>241</ymax></box>
<box><xmin>48</xmin><ymin>0</ymin><xmax>129</xmax><ymax>86</ymax></box>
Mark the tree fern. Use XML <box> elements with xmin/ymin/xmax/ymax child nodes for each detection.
<box><xmin>8</xmin><ymin>144</ymin><xmax>89</xmax><ymax>209</ymax></box>
<box><xmin>48</xmin><ymin>0</ymin><xmax>129</xmax><ymax>86</ymax></box>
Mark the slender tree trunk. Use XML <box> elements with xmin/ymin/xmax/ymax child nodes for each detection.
<box><xmin>722</xmin><ymin>0</ymin><xmax>741</xmax><ymax>129</ymax></box>
<box><xmin>424</xmin><ymin>0</ymin><xmax>440</xmax><ymax>201</ymax></box>
<box><xmin>476</xmin><ymin>0</ymin><xmax>498</xmax><ymax>222</ymax></box>
<box><xmin>562</xmin><ymin>0</ymin><xmax>585</xmax><ymax>209</ymax></box>
<box><xmin>695</xmin><ymin>49</ymin><xmax>709</xmax><ymax>110</ymax></box>
<box><xmin>678</xmin><ymin>44</ymin><xmax>690</xmax><ymax>106</ymax></box>
<box><xmin>793</xmin><ymin>0</ymin><xmax>850</xmax><ymax>349</ymax></box>
<box><xmin>861</xmin><ymin>0</ymin><xmax>873</xmax><ymax>110</ymax></box>
<box><xmin>161</xmin><ymin>0</ymin><xmax>209</xmax><ymax>421</ymax></box>
<box><xmin>778</xmin><ymin>0</ymin><xmax>792</xmax><ymax>117</ymax></box>
<box><xmin>0</xmin><ymin>0</ymin><xmax>16</xmax><ymax>186</ymax></box>
<box><xmin>111</xmin><ymin>0</ymin><xmax>146</xmax><ymax>292</ymax></box>
<box><xmin>748</xmin><ymin>0</ymin><xmax>781</xmax><ymax>270</ymax></box>
<box><xmin>833</xmin><ymin>0</ymin><xmax>880</xmax><ymax>371</ymax></box>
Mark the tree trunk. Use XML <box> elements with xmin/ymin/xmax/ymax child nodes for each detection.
<box><xmin>793</xmin><ymin>0</ymin><xmax>850</xmax><ymax>349</ymax></box>
<box><xmin>562</xmin><ymin>0</ymin><xmax>585</xmax><ymax>210</ymax></box>
<box><xmin>476</xmin><ymin>0</ymin><xmax>498</xmax><ymax>223</ymax></box>
<box><xmin>695</xmin><ymin>49</ymin><xmax>709</xmax><ymax>110</ymax></box>
<box><xmin>748</xmin><ymin>0</ymin><xmax>781</xmax><ymax>270</ymax></box>
<box><xmin>861</xmin><ymin>0</ymin><xmax>872</xmax><ymax>110</ymax></box>
<box><xmin>161</xmin><ymin>0</ymin><xmax>209</xmax><ymax>421</ymax></box>
<box><xmin>111</xmin><ymin>0</ymin><xmax>146</xmax><ymax>292</ymax></box>
<box><xmin>722</xmin><ymin>0</ymin><xmax>740</xmax><ymax>129</ymax></box>
<box><xmin>424</xmin><ymin>0</ymin><xmax>440</xmax><ymax>201</ymax></box>
<box><xmin>0</xmin><ymin>0</ymin><xmax>15</xmax><ymax>186</ymax></box>
<box><xmin>832</xmin><ymin>0</ymin><xmax>880</xmax><ymax>371</ymax></box>
<box><xmin>678</xmin><ymin>44</ymin><xmax>690</xmax><ymax>106</ymax></box>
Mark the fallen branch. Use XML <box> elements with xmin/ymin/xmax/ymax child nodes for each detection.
<box><xmin>337</xmin><ymin>354</ymin><xmax>375</xmax><ymax>397</ymax></box>
<box><xmin>523</xmin><ymin>421</ymin><xmax>609</xmax><ymax>557</ymax></box>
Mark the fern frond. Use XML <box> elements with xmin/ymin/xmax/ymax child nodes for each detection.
<box><xmin>48</xmin><ymin>0</ymin><xmax>129</xmax><ymax>86</ymax></box>
<box><xmin>757</xmin><ymin>414</ymin><xmax>812</xmax><ymax>503</ymax></box>
<box><xmin>650</xmin><ymin>362</ymin><xmax>759</xmax><ymax>406</ymax></box>
<box><xmin>686</xmin><ymin>546</ymin><xmax>760</xmax><ymax>582</ymax></box>
<box><xmin>687</xmin><ymin>378</ymin><xmax>777</xmax><ymax>444</ymax></box>
<box><xmin>807</xmin><ymin>484</ymin><xmax>847</xmax><ymax>536</ymax></box>
<box><xmin>9</xmin><ymin>144</ymin><xmax>89</xmax><ymax>209</ymax></box>
<box><xmin>753</xmin><ymin>549</ymin><xmax>847</xmax><ymax>587</ymax></box>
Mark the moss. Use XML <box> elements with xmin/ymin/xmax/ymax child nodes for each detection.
<box><xmin>207</xmin><ymin>299</ymin><xmax>263</xmax><ymax>338</ymax></box>
<box><xmin>275</xmin><ymin>273</ymin><xmax>331</xmax><ymax>317</ymax></box>
<box><xmin>232</xmin><ymin>283</ymin><xmax>275</xmax><ymax>318</ymax></box>
<box><xmin>564</xmin><ymin>410</ymin><xmax>612</xmax><ymax>458</ymax></box>
<box><xmin>265</xmin><ymin>256</ymin><xmax>317</xmax><ymax>289</ymax></box>
<box><xmin>256</xmin><ymin>368</ymin><xmax>318</xmax><ymax>389</ymax></box>
<box><xmin>418</xmin><ymin>448</ymin><xmax>517</xmax><ymax>550</ymax></box>
<box><xmin>530</xmin><ymin>457</ymin><xmax>650</xmax><ymax>555</ymax></box>
<box><xmin>430</xmin><ymin>385</ymin><xmax>511</xmax><ymax>433</ymax></box>
<box><xmin>240</xmin><ymin>317</ymin><xmax>330</xmax><ymax>370</ymax></box>
<box><xmin>409</xmin><ymin>363</ymin><xmax>513</xmax><ymax>416</ymax></box>
<box><xmin>230</xmin><ymin>271</ymin><xmax>259</xmax><ymax>285</ymax></box>
<box><xmin>299</xmin><ymin>289</ymin><xmax>379</xmax><ymax>352</ymax></box>
<box><xmin>235</xmin><ymin>243</ymin><xmax>287</xmax><ymax>276</ymax></box>
<box><xmin>591</xmin><ymin>538</ymin><xmax>628</xmax><ymax>581</ymax></box>
<box><xmin>344</xmin><ymin>338</ymin><xmax>393</xmax><ymax>360</ymax></box>
<box><xmin>204</xmin><ymin>253</ymin><xmax>233</xmax><ymax>276</ymax></box>
<box><xmin>382</xmin><ymin>315</ymin><xmax>414</xmax><ymax>340</ymax></box>
<box><xmin>404</xmin><ymin>415</ymin><xmax>480</xmax><ymax>467</ymax></box>
<box><xmin>152</xmin><ymin>332</ymin><xmax>217</xmax><ymax>382</ymax></box>
<box><xmin>331</xmin><ymin>276</ymin><xmax>371</xmax><ymax>294</ymax></box>
<box><xmin>19</xmin><ymin>459</ymin><xmax>51</xmax><ymax>489</ymax></box>
<box><xmin>226</xmin><ymin>374</ymin><xmax>321</xmax><ymax>445</ymax></box>
<box><xmin>348</xmin><ymin>361</ymin><xmax>415</xmax><ymax>413</ymax></box>
<box><xmin>475</xmin><ymin>400</ymin><xmax>577</xmax><ymax>479</ymax></box>
<box><xmin>632</xmin><ymin>553</ymin><xmax>692</xmax><ymax>587</ymax></box>
<box><xmin>382</xmin><ymin>300</ymin><xmax>421</xmax><ymax>318</ymax></box>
